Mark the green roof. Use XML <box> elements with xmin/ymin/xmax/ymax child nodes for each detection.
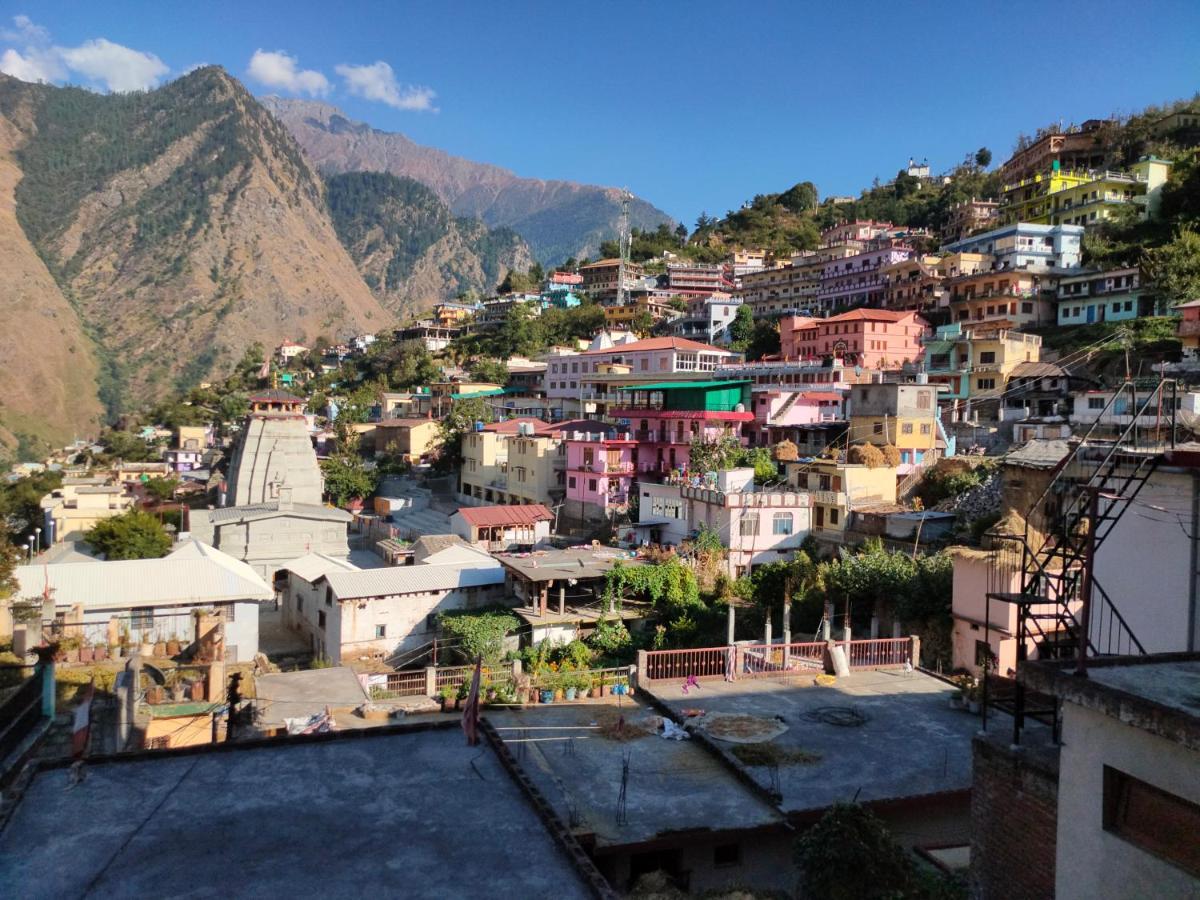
<box><xmin>617</xmin><ymin>380</ymin><xmax>751</xmax><ymax>392</ymax></box>
<box><xmin>923</xmin><ymin>340</ymin><xmax>954</xmax><ymax>354</ymax></box>
<box><xmin>451</xmin><ymin>387</ymin><xmax>507</xmax><ymax>399</ymax></box>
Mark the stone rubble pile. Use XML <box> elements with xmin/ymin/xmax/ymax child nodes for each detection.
<box><xmin>935</xmin><ymin>470</ymin><xmax>1003</xmax><ymax>521</ymax></box>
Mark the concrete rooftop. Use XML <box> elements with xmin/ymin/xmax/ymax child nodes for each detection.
<box><xmin>0</xmin><ymin>725</ymin><xmax>596</xmax><ymax>899</ymax></box>
<box><xmin>647</xmin><ymin>669</ymin><xmax>977</xmax><ymax>813</ymax></box>
<box><xmin>253</xmin><ymin>666</ymin><xmax>369</xmax><ymax>728</ymax></box>
<box><xmin>487</xmin><ymin>700</ymin><xmax>785</xmax><ymax>847</ymax></box>
<box><xmin>1088</xmin><ymin>659</ymin><xmax>1200</xmax><ymax>719</ymax></box>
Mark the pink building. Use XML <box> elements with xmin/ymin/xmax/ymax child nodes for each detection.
<box><xmin>611</xmin><ymin>380</ymin><xmax>755</xmax><ymax>478</ymax></box>
<box><xmin>563</xmin><ymin>430</ymin><xmax>638</xmax><ymax>524</ymax></box>
<box><xmin>750</xmin><ymin>388</ymin><xmax>845</xmax><ymax>445</ymax></box>
<box><xmin>779</xmin><ymin>309</ymin><xmax>929</xmax><ymax>369</ymax></box>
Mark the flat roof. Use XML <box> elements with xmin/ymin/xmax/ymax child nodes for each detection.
<box><xmin>646</xmin><ymin>669</ymin><xmax>977</xmax><ymax>814</ymax></box>
<box><xmin>1023</xmin><ymin>653</ymin><xmax>1200</xmax><ymax>752</ymax></box>
<box><xmin>0</xmin><ymin>725</ymin><xmax>600</xmax><ymax>899</ymax></box>
<box><xmin>616</xmin><ymin>379</ymin><xmax>749</xmax><ymax>392</ymax></box>
<box><xmin>487</xmin><ymin>701</ymin><xmax>786</xmax><ymax>847</ymax></box>
<box><xmin>253</xmin><ymin>666</ymin><xmax>369</xmax><ymax>728</ymax></box>
<box><xmin>497</xmin><ymin>548</ymin><xmax>645</xmax><ymax>583</ymax></box>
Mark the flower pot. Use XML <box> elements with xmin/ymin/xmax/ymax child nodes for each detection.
<box><xmin>166</xmin><ymin>640</ymin><xmax>181</xmax><ymax>657</ymax></box>
<box><xmin>154</xmin><ymin>642</ymin><xmax>167</xmax><ymax>658</ymax></box>
<box><xmin>540</xmin><ymin>690</ymin><xmax>554</xmax><ymax>704</ymax></box>
<box><xmin>64</xmin><ymin>647</ymin><xmax>80</xmax><ymax>663</ymax></box>
<box><xmin>78</xmin><ymin>647</ymin><xmax>94</xmax><ymax>664</ymax></box>
<box><xmin>553</xmin><ymin>689</ymin><xmax>564</xmax><ymax>702</ymax></box>
<box><xmin>93</xmin><ymin>645</ymin><xmax>108</xmax><ymax>662</ymax></box>
<box><xmin>613</xmin><ymin>683</ymin><xmax>627</xmax><ymax>696</ymax></box>
<box><xmin>139</xmin><ymin>643</ymin><xmax>154</xmax><ymax>658</ymax></box>
<box><xmin>565</xmin><ymin>687</ymin><xmax>577</xmax><ymax>701</ymax></box>
<box><xmin>596</xmin><ymin>684</ymin><xmax>607</xmax><ymax>697</ymax></box>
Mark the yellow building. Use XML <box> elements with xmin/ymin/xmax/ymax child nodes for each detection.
<box><xmin>506</xmin><ymin>432</ymin><xmax>566</xmax><ymax>507</ymax></box>
<box><xmin>1000</xmin><ymin>158</ymin><xmax>1172</xmax><ymax>227</ymax></box>
<box><xmin>789</xmin><ymin>457</ymin><xmax>898</xmax><ymax>538</ymax></box>
<box><xmin>847</xmin><ymin>382</ymin><xmax>942</xmax><ymax>469</ymax></box>
<box><xmin>459</xmin><ymin>419</ymin><xmax>565</xmax><ymax>507</ymax></box>
<box><xmin>40</xmin><ymin>477</ymin><xmax>135</xmax><ymax>543</ymax></box>
<box><xmin>373</xmin><ymin>418</ymin><xmax>441</xmax><ymax>463</ymax></box>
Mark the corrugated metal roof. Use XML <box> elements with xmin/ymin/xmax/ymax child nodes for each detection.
<box><xmin>617</xmin><ymin>380</ymin><xmax>750</xmax><ymax>392</ymax></box>
<box><xmin>204</xmin><ymin>503</ymin><xmax>352</xmax><ymax>525</ymax></box>
<box><xmin>284</xmin><ymin>552</ymin><xmax>360</xmax><ymax>583</ymax></box>
<box><xmin>321</xmin><ymin>558</ymin><xmax>504</xmax><ymax>599</ymax></box>
<box><xmin>14</xmin><ymin>542</ymin><xmax>273</xmax><ymax>609</ymax></box>
<box><xmin>454</xmin><ymin>504</ymin><xmax>554</xmax><ymax>527</ymax></box>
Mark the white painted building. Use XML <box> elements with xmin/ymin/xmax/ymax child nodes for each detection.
<box><xmin>12</xmin><ymin>541</ymin><xmax>272</xmax><ymax>661</ymax></box>
<box><xmin>284</xmin><ymin>546</ymin><xmax>507</xmax><ymax>664</ymax></box>
<box><xmin>1026</xmin><ymin>657</ymin><xmax>1200</xmax><ymax>899</ymax></box>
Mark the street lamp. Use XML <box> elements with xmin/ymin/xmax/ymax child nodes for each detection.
<box><xmin>33</xmin><ymin>527</ymin><xmax>41</xmax><ymax>555</ymax></box>
<box><xmin>23</xmin><ymin>542</ymin><xmax>31</xmax><ymax>562</ymax></box>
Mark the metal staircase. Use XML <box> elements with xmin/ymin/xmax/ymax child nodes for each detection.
<box><xmin>984</xmin><ymin>379</ymin><xmax>1177</xmax><ymax>744</ymax></box>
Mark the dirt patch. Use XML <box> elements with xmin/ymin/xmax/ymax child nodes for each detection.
<box><xmin>730</xmin><ymin>742</ymin><xmax>821</xmax><ymax>767</ymax></box>
<box><xmin>593</xmin><ymin>708</ymin><xmax>654</xmax><ymax>742</ymax></box>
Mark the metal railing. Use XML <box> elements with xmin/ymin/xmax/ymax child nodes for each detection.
<box><xmin>642</xmin><ymin>637</ymin><xmax>914</xmax><ymax>682</ymax></box>
<box><xmin>369</xmin><ymin>669</ymin><xmax>428</xmax><ymax>700</ymax></box>
<box><xmin>0</xmin><ymin>667</ymin><xmax>43</xmax><ymax>763</ymax></box>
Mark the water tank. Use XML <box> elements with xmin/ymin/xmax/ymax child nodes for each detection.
<box><xmin>474</xmin><ymin>421</ymin><xmax>485</xmax><ymax>432</ymax></box>
<box><xmin>916</xmin><ymin>372</ymin><xmax>929</xmax><ymax>385</ymax></box>
<box><xmin>734</xmin><ymin>403</ymin><xmax>746</xmax><ymax>413</ymax></box>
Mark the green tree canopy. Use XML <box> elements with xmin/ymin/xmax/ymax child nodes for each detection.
<box><xmin>1146</xmin><ymin>227</ymin><xmax>1200</xmax><ymax>305</ymax></box>
<box><xmin>143</xmin><ymin>477</ymin><xmax>180</xmax><ymax>504</ymax></box>
<box><xmin>794</xmin><ymin>804</ymin><xmax>923</xmax><ymax>900</ymax></box>
<box><xmin>728</xmin><ymin>304</ymin><xmax>755</xmax><ymax>348</ymax></box>
<box><xmin>320</xmin><ymin>455</ymin><xmax>378</xmax><ymax>506</ymax></box>
<box><xmin>86</xmin><ymin>511</ymin><xmax>172</xmax><ymax>560</ymax></box>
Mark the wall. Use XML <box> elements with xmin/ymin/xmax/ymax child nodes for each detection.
<box><xmin>1093</xmin><ymin>468</ymin><xmax>1198</xmax><ymax>653</ymax></box>
<box><xmin>971</xmin><ymin>736</ymin><xmax>1059</xmax><ymax>900</ymax></box>
<box><xmin>1054</xmin><ymin>703</ymin><xmax>1200</xmax><ymax>899</ymax></box>
<box><xmin>210</xmin><ymin>513</ymin><xmax>350</xmax><ymax>579</ymax></box>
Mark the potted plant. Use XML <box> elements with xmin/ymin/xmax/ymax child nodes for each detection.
<box><xmin>154</xmin><ymin>639</ymin><xmax>167</xmax><ymax>658</ymax></box>
<box><xmin>438</xmin><ymin>685</ymin><xmax>455</xmax><ymax>712</ymax></box>
<box><xmin>58</xmin><ymin>635</ymin><xmax>81</xmax><ymax>663</ymax></box>
<box><xmin>612</xmin><ymin>678</ymin><xmax>628</xmax><ymax>697</ymax></box>
<box><xmin>166</xmin><ymin>635</ymin><xmax>182</xmax><ymax>657</ymax></box>
<box><xmin>93</xmin><ymin>643</ymin><xmax>108</xmax><ymax>662</ymax></box>
<box><xmin>455</xmin><ymin>679</ymin><xmax>471</xmax><ymax>711</ymax></box>
<box><xmin>78</xmin><ymin>640</ymin><xmax>95</xmax><ymax>664</ymax></box>
<box><xmin>552</xmin><ymin>675</ymin><xmax>565</xmax><ymax>703</ymax></box>
<box><xmin>139</xmin><ymin>632</ymin><xmax>155</xmax><ymax>658</ymax></box>
<box><xmin>596</xmin><ymin>674</ymin><xmax>608</xmax><ymax>698</ymax></box>
<box><xmin>966</xmin><ymin>682</ymin><xmax>981</xmax><ymax>715</ymax></box>
<box><xmin>540</xmin><ymin>687</ymin><xmax>554</xmax><ymax>704</ymax></box>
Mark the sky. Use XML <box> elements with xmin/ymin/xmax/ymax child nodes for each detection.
<box><xmin>4</xmin><ymin>1</ymin><xmax>1199</xmax><ymax>226</ymax></box>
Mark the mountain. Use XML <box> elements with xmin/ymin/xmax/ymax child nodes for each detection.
<box><xmin>0</xmin><ymin>66</ymin><xmax>393</xmax><ymax>449</ymax></box>
<box><xmin>325</xmin><ymin>171</ymin><xmax>533</xmax><ymax>317</ymax></box>
<box><xmin>261</xmin><ymin>97</ymin><xmax>674</xmax><ymax>265</ymax></box>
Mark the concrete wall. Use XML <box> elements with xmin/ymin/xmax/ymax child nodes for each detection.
<box><xmin>210</xmin><ymin>514</ymin><xmax>350</xmax><ymax>579</ymax></box>
<box><xmin>1093</xmin><ymin>468</ymin><xmax>1198</xmax><ymax>653</ymax></box>
<box><xmin>595</xmin><ymin>830</ymin><xmax>796</xmax><ymax>895</ymax></box>
<box><xmin>1055</xmin><ymin>703</ymin><xmax>1200</xmax><ymax>899</ymax></box>
<box><xmin>971</xmin><ymin>736</ymin><xmax>1058</xmax><ymax>900</ymax></box>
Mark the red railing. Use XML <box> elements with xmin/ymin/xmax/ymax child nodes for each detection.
<box><xmin>643</xmin><ymin>647</ymin><xmax>729</xmax><ymax>681</ymax></box>
<box><xmin>642</xmin><ymin>637</ymin><xmax>914</xmax><ymax>682</ymax></box>
<box><xmin>846</xmin><ymin>638</ymin><xmax>913</xmax><ymax>669</ymax></box>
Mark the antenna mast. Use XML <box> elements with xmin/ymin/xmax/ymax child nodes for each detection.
<box><xmin>616</xmin><ymin>188</ymin><xmax>632</xmax><ymax>307</ymax></box>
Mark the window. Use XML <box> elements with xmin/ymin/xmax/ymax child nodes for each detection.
<box><xmin>901</xmin><ymin>423</ymin><xmax>914</xmax><ymax>435</ymax></box>
<box><xmin>739</xmin><ymin>514</ymin><xmax>759</xmax><ymax>537</ymax></box>
<box><xmin>920</xmin><ymin>423</ymin><xmax>932</xmax><ymax>435</ymax></box>
<box><xmin>325</xmin><ymin>586</ymin><xmax>333</xmax><ymax>607</ymax></box>
<box><xmin>426</xmin><ymin>613</ymin><xmax>438</xmax><ymax>631</ymax></box>
<box><xmin>132</xmin><ymin>607</ymin><xmax>154</xmax><ymax>630</ymax></box>
<box><xmin>713</xmin><ymin>843</ymin><xmax>741</xmax><ymax>868</ymax></box>
<box><xmin>318</xmin><ymin>610</ymin><xmax>327</xmax><ymax>630</ymax></box>
<box><xmin>295</xmin><ymin>596</ymin><xmax>303</xmax><ymax>612</ymax></box>
<box><xmin>588</xmin><ymin>479</ymin><xmax>597</xmax><ymax>492</ymax></box>
<box><xmin>974</xmin><ymin>639</ymin><xmax>995</xmax><ymax>668</ymax></box>
<box><xmin>375</xmin><ymin>625</ymin><xmax>387</xmax><ymax>639</ymax></box>
<box><xmin>829</xmin><ymin>508</ymin><xmax>839</xmax><ymax>525</ymax></box>
<box><xmin>772</xmin><ymin>512</ymin><xmax>793</xmax><ymax>535</ymax></box>
<box><xmin>568</xmin><ymin>476</ymin><xmax>576</xmax><ymax>489</ymax></box>
<box><xmin>977</xmin><ymin>378</ymin><xmax>996</xmax><ymax>390</ymax></box>
<box><xmin>1021</xmin><ymin>302</ymin><xmax>1034</xmax><ymax>314</ymax></box>
<box><xmin>978</xmin><ymin>351</ymin><xmax>996</xmax><ymax>364</ymax></box>
<box><xmin>1103</xmin><ymin>766</ymin><xmax>1200</xmax><ymax>877</ymax></box>
<box><xmin>873</xmin><ymin>422</ymin><xmax>884</xmax><ymax>435</ymax></box>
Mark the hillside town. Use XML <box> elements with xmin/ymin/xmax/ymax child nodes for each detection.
<box><xmin>2</xmin><ymin>28</ymin><xmax>1200</xmax><ymax>900</ymax></box>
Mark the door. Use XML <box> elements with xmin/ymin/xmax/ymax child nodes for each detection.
<box><xmin>1086</xmin><ymin>304</ymin><xmax>1096</xmax><ymax>324</ymax></box>
<box><xmin>816</xmin><ymin>506</ymin><xmax>825</xmax><ymax>528</ymax></box>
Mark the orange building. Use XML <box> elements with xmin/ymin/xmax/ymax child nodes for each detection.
<box><xmin>778</xmin><ymin>309</ymin><xmax>929</xmax><ymax>370</ymax></box>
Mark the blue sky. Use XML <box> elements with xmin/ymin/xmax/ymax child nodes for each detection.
<box><xmin>4</xmin><ymin>1</ymin><xmax>1199</xmax><ymax>226</ymax></box>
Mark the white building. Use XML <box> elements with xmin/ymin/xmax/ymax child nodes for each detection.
<box><xmin>1071</xmin><ymin>388</ymin><xmax>1198</xmax><ymax>432</ymax></box>
<box><xmin>1025</xmin><ymin>656</ymin><xmax>1200</xmax><ymax>899</ymax></box>
<box><xmin>13</xmin><ymin>541</ymin><xmax>272</xmax><ymax>661</ymax></box>
<box><xmin>283</xmin><ymin>546</ymin><xmax>507</xmax><ymax>663</ymax></box>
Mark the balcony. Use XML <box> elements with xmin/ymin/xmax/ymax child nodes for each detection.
<box><xmin>811</xmin><ymin>490</ymin><xmax>845</xmax><ymax>506</ymax></box>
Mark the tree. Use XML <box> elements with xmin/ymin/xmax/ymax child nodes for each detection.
<box><xmin>86</xmin><ymin>511</ymin><xmax>172</xmax><ymax>560</ymax></box>
<box><xmin>974</xmin><ymin>147</ymin><xmax>993</xmax><ymax>169</ymax></box>
<box><xmin>735</xmin><ymin>446</ymin><xmax>778</xmax><ymax>484</ymax></box>
<box><xmin>728</xmin><ymin>304</ymin><xmax>755</xmax><ymax>348</ymax></box>
<box><xmin>435</xmin><ymin>397</ymin><xmax>494</xmax><ymax>471</ymax></box>
<box><xmin>468</xmin><ymin>358</ymin><xmax>510</xmax><ymax>385</ymax></box>
<box><xmin>1160</xmin><ymin>149</ymin><xmax>1200</xmax><ymax>224</ymax></box>
<box><xmin>218</xmin><ymin>392</ymin><xmax>249</xmax><ymax>425</ymax></box>
<box><xmin>630</xmin><ymin>309</ymin><xmax>655</xmax><ymax>336</ymax></box>
<box><xmin>436</xmin><ymin>608</ymin><xmax>520</xmax><ymax>665</ymax></box>
<box><xmin>794</xmin><ymin>804</ymin><xmax>921</xmax><ymax>900</ymax></box>
<box><xmin>778</xmin><ymin>181</ymin><xmax>818</xmax><ymax>213</ymax></box>
<box><xmin>144</xmin><ymin>477</ymin><xmax>179</xmax><ymax>504</ymax></box>
<box><xmin>745</xmin><ymin>320</ymin><xmax>781</xmax><ymax>361</ymax></box>
<box><xmin>688</xmin><ymin>434</ymin><xmax>744</xmax><ymax>473</ymax></box>
<box><xmin>100</xmin><ymin>429</ymin><xmax>157</xmax><ymax>463</ymax></box>
<box><xmin>1145</xmin><ymin>227</ymin><xmax>1200</xmax><ymax>305</ymax></box>
<box><xmin>320</xmin><ymin>455</ymin><xmax>378</xmax><ymax>507</ymax></box>
<box><xmin>674</xmin><ymin>223</ymin><xmax>688</xmax><ymax>242</ymax></box>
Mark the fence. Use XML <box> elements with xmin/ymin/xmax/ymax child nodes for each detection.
<box><xmin>642</xmin><ymin>636</ymin><xmax>916</xmax><ymax>682</ymax></box>
<box><xmin>368</xmin><ymin>669</ymin><xmax>429</xmax><ymax>700</ymax></box>
<box><xmin>0</xmin><ymin>666</ymin><xmax>44</xmax><ymax>764</ymax></box>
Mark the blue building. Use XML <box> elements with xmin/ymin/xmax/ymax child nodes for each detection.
<box><xmin>941</xmin><ymin>222</ymin><xmax>1084</xmax><ymax>271</ymax></box>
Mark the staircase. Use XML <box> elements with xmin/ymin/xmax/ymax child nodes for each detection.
<box><xmin>985</xmin><ymin>380</ymin><xmax>1177</xmax><ymax>744</ymax></box>
<box><xmin>769</xmin><ymin>389</ymin><xmax>803</xmax><ymax>425</ymax></box>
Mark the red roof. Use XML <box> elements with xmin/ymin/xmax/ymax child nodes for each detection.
<box><xmin>581</xmin><ymin>336</ymin><xmax>732</xmax><ymax>356</ymax></box>
<box><xmin>456</xmin><ymin>504</ymin><xmax>554</xmax><ymax>527</ymax></box>
<box><xmin>823</xmin><ymin>309</ymin><xmax>922</xmax><ymax>324</ymax></box>
<box><xmin>798</xmin><ymin>392</ymin><xmax>846</xmax><ymax>403</ymax></box>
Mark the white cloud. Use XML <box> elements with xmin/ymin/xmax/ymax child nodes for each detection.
<box><xmin>0</xmin><ymin>46</ymin><xmax>61</xmax><ymax>83</ymax></box>
<box><xmin>0</xmin><ymin>16</ymin><xmax>167</xmax><ymax>92</ymax></box>
<box><xmin>247</xmin><ymin>49</ymin><xmax>329</xmax><ymax>97</ymax></box>
<box><xmin>59</xmin><ymin>39</ymin><xmax>168</xmax><ymax>92</ymax></box>
<box><xmin>335</xmin><ymin>61</ymin><xmax>435</xmax><ymax>112</ymax></box>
